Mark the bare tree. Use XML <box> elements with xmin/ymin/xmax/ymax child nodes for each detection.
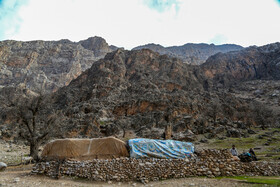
<box><xmin>16</xmin><ymin>95</ymin><xmax>62</xmax><ymax>161</ymax></box>
<box><xmin>204</xmin><ymin>98</ymin><xmax>221</xmax><ymax>123</ymax></box>
<box><xmin>249</xmin><ymin>101</ymin><xmax>275</xmax><ymax>130</ymax></box>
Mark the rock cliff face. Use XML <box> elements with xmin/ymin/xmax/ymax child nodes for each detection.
<box><xmin>133</xmin><ymin>43</ymin><xmax>243</xmax><ymax>65</ymax></box>
<box><xmin>40</xmin><ymin>48</ymin><xmax>277</xmax><ymax>140</ymax></box>
<box><xmin>0</xmin><ymin>36</ymin><xmax>115</xmax><ymax>93</ymax></box>
<box><xmin>0</xmin><ymin>36</ymin><xmax>118</xmax><ymax>140</ymax></box>
<box><xmin>49</xmin><ymin>49</ymin><xmax>206</xmax><ymax>138</ymax></box>
<box><xmin>202</xmin><ymin>42</ymin><xmax>280</xmax><ymax>86</ymax></box>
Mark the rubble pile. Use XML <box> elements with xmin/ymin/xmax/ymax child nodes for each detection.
<box><xmin>31</xmin><ymin>149</ymin><xmax>280</xmax><ymax>183</ymax></box>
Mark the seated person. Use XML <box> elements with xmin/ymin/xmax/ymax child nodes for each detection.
<box><xmin>230</xmin><ymin>145</ymin><xmax>238</xmax><ymax>156</ymax></box>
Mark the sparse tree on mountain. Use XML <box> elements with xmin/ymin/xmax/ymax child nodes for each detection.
<box><xmin>249</xmin><ymin>101</ymin><xmax>275</xmax><ymax>130</ymax></box>
<box><xmin>205</xmin><ymin>98</ymin><xmax>221</xmax><ymax>123</ymax></box>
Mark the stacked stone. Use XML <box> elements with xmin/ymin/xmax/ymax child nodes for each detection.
<box><xmin>196</xmin><ymin>149</ymin><xmax>233</xmax><ymax>160</ymax></box>
<box><xmin>242</xmin><ymin>161</ymin><xmax>280</xmax><ymax>176</ymax></box>
<box><xmin>31</xmin><ymin>149</ymin><xmax>280</xmax><ymax>183</ymax></box>
<box><xmin>32</xmin><ymin>161</ymin><xmax>59</xmax><ymax>178</ymax></box>
<box><xmin>195</xmin><ymin>149</ymin><xmax>243</xmax><ymax>177</ymax></box>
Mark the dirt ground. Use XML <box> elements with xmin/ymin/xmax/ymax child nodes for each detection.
<box><xmin>0</xmin><ymin>166</ymin><xmax>255</xmax><ymax>187</ymax></box>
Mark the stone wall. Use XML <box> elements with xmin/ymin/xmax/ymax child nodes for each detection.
<box><xmin>31</xmin><ymin>149</ymin><xmax>280</xmax><ymax>183</ymax></box>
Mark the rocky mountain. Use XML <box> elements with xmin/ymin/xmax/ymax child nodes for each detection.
<box><xmin>0</xmin><ymin>40</ymin><xmax>279</xmax><ymax>143</ymax></box>
<box><xmin>133</xmin><ymin>43</ymin><xmax>243</xmax><ymax>65</ymax></box>
<box><xmin>0</xmin><ymin>36</ymin><xmax>118</xmax><ymax>141</ymax></box>
<box><xmin>0</xmin><ymin>37</ymin><xmax>244</xmax><ymax>94</ymax></box>
<box><xmin>202</xmin><ymin>42</ymin><xmax>280</xmax><ymax>87</ymax></box>
<box><xmin>0</xmin><ymin>36</ymin><xmax>116</xmax><ymax>93</ymax></box>
<box><xmin>31</xmin><ymin>48</ymin><xmax>277</xmax><ymax>141</ymax></box>
<box><xmin>47</xmin><ymin>49</ymin><xmax>205</xmax><ymax>138</ymax></box>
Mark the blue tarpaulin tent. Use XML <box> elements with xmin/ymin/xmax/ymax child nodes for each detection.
<box><xmin>128</xmin><ymin>138</ymin><xmax>194</xmax><ymax>159</ymax></box>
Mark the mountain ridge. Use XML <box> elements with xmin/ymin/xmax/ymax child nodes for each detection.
<box><xmin>0</xmin><ymin>36</ymin><xmax>116</xmax><ymax>93</ymax></box>
<box><xmin>133</xmin><ymin>43</ymin><xmax>243</xmax><ymax>65</ymax></box>
<box><xmin>202</xmin><ymin>42</ymin><xmax>280</xmax><ymax>87</ymax></box>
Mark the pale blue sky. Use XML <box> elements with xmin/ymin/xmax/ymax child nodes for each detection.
<box><xmin>0</xmin><ymin>0</ymin><xmax>280</xmax><ymax>49</ymax></box>
<box><xmin>143</xmin><ymin>0</ymin><xmax>181</xmax><ymax>13</ymax></box>
<box><xmin>0</xmin><ymin>0</ymin><xmax>28</xmax><ymax>41</ymax></box>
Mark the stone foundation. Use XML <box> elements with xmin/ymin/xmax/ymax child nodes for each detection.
<box><xmin>31</xmin><ymin>149</ymin><xmax>280</xmax><ymax>183</ymax></box>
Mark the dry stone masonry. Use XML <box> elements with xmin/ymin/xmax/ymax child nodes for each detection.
<box><xmin>32</xmin><ymin>149</ymin><xmax>280</xmax><ymax>183</ymax></box>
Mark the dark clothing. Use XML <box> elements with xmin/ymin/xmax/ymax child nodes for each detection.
<box><xmin>249</xmin><ymin>149</ymin><xmax>257</xmax><ymax>161</ymax></box>
<box><xmin>249</xmin><ymin>150</ymin><xmax>256</xmax><ymax>156</ymax></box>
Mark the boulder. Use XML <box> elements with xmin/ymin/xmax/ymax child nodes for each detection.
<box><xmin>173</xmin><ymin>130</ymin><xmax>197</xmax><ymax>142</ymax></box>
<box><xmin>200</xmin><ymin>138</ymin><xmax>208</xmax><ymax>143</ymax></box>
<box><xmin>215</xmin><ymin>126</ymin><xmax>225</xmax><ymax>134</ymax></box>
<box><xmin>226</xmin><ymin>128</ymin><xmax>241</xmax><ymax>138</ymax></box>
<box><xmin>0</xmin><ymin>162</ymin><xmax>7</xmax><ymax>171</ymax></box>
<box><xmin>248</xmin><ymin>129</ymin><xmax>256</xmax><ymax>134</ymax></box>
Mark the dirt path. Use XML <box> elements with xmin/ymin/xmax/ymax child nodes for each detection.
<box><xmin>0</xmin><ymin>166</ymin><xmax>254</xmax><ymax>187</ymax></box>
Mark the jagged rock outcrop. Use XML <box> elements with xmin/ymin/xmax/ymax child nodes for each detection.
<box><xmin>201</xmin><ymin>42</ymin><xmax>280</xmax><ymax>87</ymax></box>
<box><xmin>0</xmin><ymin>36</ymin><xmax>116</xmax><ymax>93</ymax></box>
<box><xmin>78</xmin><ymin>36</ymin><xmax>118</xmax><ymax>57</ymax></box>
<box><xmin>133</xmin><ymin>43</ymin><xmax>243</xmax><ymax>65</ymax></box>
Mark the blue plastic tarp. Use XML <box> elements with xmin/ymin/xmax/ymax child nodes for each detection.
<box><xmin>128</xmin><ymin>138</ymin><xmax>194</xmax><ymax>159</ymax></box>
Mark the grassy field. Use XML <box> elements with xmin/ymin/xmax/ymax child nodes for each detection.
<box><xmin>216</xmin><ymin>176</ymin><xmax>280</xmax><ymax>186</ymax></box>
<box><xmin>199</xmin><ymin>128</ymin><xmax>280</xmax><ymax>161</ymax></box>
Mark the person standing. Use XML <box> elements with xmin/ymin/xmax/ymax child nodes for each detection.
<box><xmin>230</xmin><ymin>144</ymin><xmax>238</xmax><ymax>156</ymax></box>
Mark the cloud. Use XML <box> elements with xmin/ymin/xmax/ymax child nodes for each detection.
<box><xmin>209</xmin><ymin>34</ymin><xmax>228</xmax><ymax>45</ymax></box>
<box><xmin>142</xmin><ymin>0</ymin><xmax>181</xmax><ymax>13</ymax></box>
<box><xmin>0</xmin><ymin>0</ymin><xmax>29</xmax><ymax>40</ymax></box>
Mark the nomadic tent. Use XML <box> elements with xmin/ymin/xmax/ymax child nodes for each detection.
<box><xmin>41</xmin><ymin>137</ymin><xmax>129</xmax><ymax>160</ymax></box>
<box><xmin>128</xmin><ymin>138</ymin><xmax>194</xmax><ymax>159</ymax></box>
